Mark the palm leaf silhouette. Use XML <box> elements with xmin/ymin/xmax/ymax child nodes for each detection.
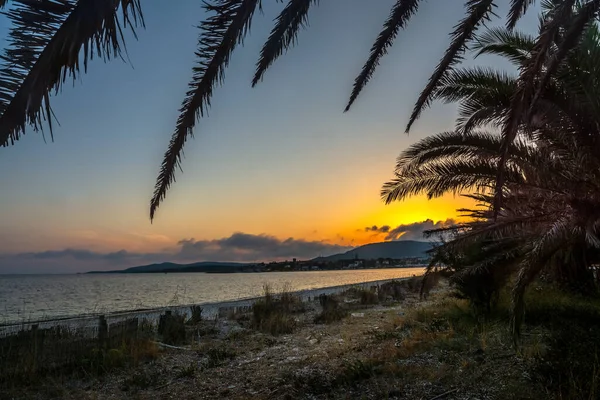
<box><xmin>0</xmin><ymin>0</ymin><xmax>143</xmax><ymax>147</ymax></box>
<box><xmin>252</xmin><ymin>0</ymin><xmax>319</xmax><ymax>87</ymax></box>
<box><xmin>150</xmin><ymin>0</ymin><xmax>261</xmax><ymax>221</ymax></box>
<box><xmin>344</xmin><ymin>0</ymin><xmax>421</xmax><ymax>112</ymax></box>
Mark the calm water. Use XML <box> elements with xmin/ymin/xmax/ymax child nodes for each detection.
<box><xmin>0</xmin><ymin>268</ymin><xmax>423</xmax><ymax>323</ymax></box>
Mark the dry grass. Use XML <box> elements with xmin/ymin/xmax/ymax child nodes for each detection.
<box><xmin>251</xmin><ymin>283</ymin><xmax>303</xmax><ymax>335</ymax></box>
<box><xmin>0</xmin><ymin>318</ymin><xmax>162</xmax><ymax>387</ymax></box>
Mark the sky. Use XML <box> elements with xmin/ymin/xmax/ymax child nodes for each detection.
<box><xmin>0</xmin><ymin>0</ymin><xmax>540</xmax><ymax>273</ymax></box>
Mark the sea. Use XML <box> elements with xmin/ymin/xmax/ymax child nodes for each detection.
<box><xmin>0</xmin><ymin>268</ymin><xmax>424</xmax><ymax>324</ymax></box>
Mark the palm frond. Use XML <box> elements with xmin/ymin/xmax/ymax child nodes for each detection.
<box><xmin>150</xmin><ymin>0</ymin><xmax>260</xmax><ymax>221</ymax></box>
<box><xmin>494</xmin><ymin>0</ymin><xmax>575</xmax><ymax>215</ymax></box>
<box><xmin>473</xmin><ymin>27</ymin><xmax>535</xmax><ymax>65</ymax></box>
<box><xmin>251</xmin><ymin>0</ymin><xmax>318</xmax><ymax>87</ymax></box>
<box><xmin>394</xmin><ymin>130</ymin><xmax>502</xmax><ymax>171</ymax></box>
<box><xmin>530</xmin><ymin>0</ymin><xmax>600</xmax><ymax>111</ymax></box>
<box><xmin>507</xmin><ymin>0</ymin><xmax>536</xmax><ymax>30</ymax></box>
<box><xmin>459</xmin><ymin>106</ymin><xmax>507</xmax><ymax>132</ymax></box>
<box><xmin>344</xmin><ymin>0</ymin><xmax>420</xmax><ymax>112</ymax></box>
<box><xmin>433</xmin><ymin>67</ymin><xmax>516</xmax><ymax>104</ymax></box>
<box><xmin>0</xmin><ymin>0</ymin><xmax>143</xmax><ymax>147</ymax></box>
<box><xmin>405</xmin><ymin>0</ymin><xmax>495</xmax><ymax>133</ymax></box>
<box><xmin>381</xmin><ymin>158</ymin><xmax>508</xmax><ymax>205</ymax></box>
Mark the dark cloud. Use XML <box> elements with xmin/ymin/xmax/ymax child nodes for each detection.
<box><xmin>177</xmin><ymin>232</ymin><xmax>349</xmax><ymax>261</ymax></box>
<box><xmin>365</xmin><ymin>225</ymin><xmax>390</xmax><ymax>233</ymax></box>
<box><xmin>29</xmin><ymin>249</ymin><xmax>146</xmax><ymax>261</ymax></box>
<box><xmin>0</xmin><ymin>232</ymin><xmax>351</xmax><ymax>274</ymax></box>
<box><xmin>365</xmin><ymin>219</ymin><xmax>457</xmax><ymax>241</ymax></box>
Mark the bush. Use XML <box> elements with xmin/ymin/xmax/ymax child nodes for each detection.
<box><xmin>379</xmin><ymin>280</ymin><xmax>406</xmax><ymax>301</ymax></box>
<box><xmin>200</xmin><ymin>344</ymin><xmax>236</xmax><ymax>368</ymax></box>
<box><xmin>343</xmin><ymin>286</ymin><xmax>380</xmax><ymax>305</ymax></box>
<box><xmin>449</xmin><ymin>267</ymin><xmax>508</xmax><ymax>315</ymax></box>
<box><xmin>158</xmin><ymin>311</ymin><xmax>186</xmax><ymax>344</ymax></box>
<box><xmin>359</xmin><ymin>288</ymin><xmax>379</xmax><ymax>305</ymax></box>
<box><xmin>518</xmin><ymin>287</ymin><xmax>600</xmax><ymax>399</ymax></box>
<box><xmin>405</xmin><ymin>276</ymin><xmax>422</xmax><ymax>293</ymax></box>
<box><xmin>188</xmin><ymin>306</ymin><xmax>203</xmax><ymax>325</ymax></box>
<box><xmin>420</xmin><ymin>272</ymin><xmax>441</xmax><ymax>299</ymax></box>
<box><xmin>336</xmin><ymin>359</ymin><xmax>380</xmax><ymax>385</ymax></box>
<box><xmin>427</xmin><ymin>240</ymin><xmax>515</xmax><ymax>315</ymax></box>
<box><xmin>314</xmin><ymin>294</ymin><xmax>347</xmax><ymax>324</ymax></box>
<box><xmin>251</xmin><ymin>284</ymin><xmax>300</xmax><ymax>335</ymax></box>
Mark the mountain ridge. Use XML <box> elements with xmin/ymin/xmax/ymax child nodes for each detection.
<box><xmin>86</xmin><ymin>240</ymin><xmax>434</xmax><ymax>274</ymax></box>
<box><xmin>312</xmin><ymin>240</ymin><xmax>433</xmax><ymax>262</ymax></box>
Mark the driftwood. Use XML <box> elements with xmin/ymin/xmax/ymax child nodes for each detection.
<box><xmin>428</xmin><ymin>388</ymin><xmax>459</xmax><ymax>400</ymax></box>
<box><xmin>153</xmin><ymin>341</ymin><xmax>191</xmax><ymax>351</ymax></box>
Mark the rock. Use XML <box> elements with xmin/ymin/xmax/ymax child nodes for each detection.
<box><xmin>309</xmin><ymin>338</ymin><xmax>318</xmax><ymax>345</ymax></box>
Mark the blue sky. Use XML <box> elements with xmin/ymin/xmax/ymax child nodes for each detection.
<box><xmin>0</xmin><ymin>0</ymin><xmax>539</xmax><ymax>273</ymax></box>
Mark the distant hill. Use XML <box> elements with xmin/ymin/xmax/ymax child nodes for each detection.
<box><xmin>313</xmin><ymin>240</ymin><xmax>433</xmax><ymax>262</ymax></box>
<box><xmin>87</xmin><ymin>241</ymin><xmax>433</xmax><ymax>274</ymax></box>
<box><xmin>88</xmin><ymin>261</ymin><xmax>250</xmax><ymax>274</ymax></box>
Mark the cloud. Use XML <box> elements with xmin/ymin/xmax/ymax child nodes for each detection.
<box><xmin>364</xmin><ymin>219</ymin><xmax>457</xmax><ymax>241</ymax></box>
<box><xmin>0</xmin><ymin>232</ymin><xmax>351</xmax><ymax>274</ymax></box>
<box><xmin>365</xmin><ymin>225</ymin><xmax>390</xmax><ymax>233</ymax></box>
<box><xmin>177</xmin><ymin>232</ymin><xmax>349</xmax><ymax>261</ymax></box>
<box><xmin>29</xmin><ymin>249</ymin><xmax>139</xmax><ymax>261</ymax></box>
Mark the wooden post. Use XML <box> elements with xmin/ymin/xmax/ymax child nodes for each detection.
<box><xmin>98</xmin><ymin>315</ymin><xmax>108</xmax><ymax>349</ymax></box>
<box><xmin>31</xmin><ymin>324</ymin><xmax>39</xmax><ymax>373</ymax></box>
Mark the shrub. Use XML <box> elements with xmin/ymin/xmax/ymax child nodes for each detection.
<box><xmin>405</xmin><ymin>276</ymin><xmax>422</xmax><ymax>293</ymax></box>
<box><xmin>177</xmin><ymin>362</ymin><xmax>198</xmax><ymax>378</ymax></box>
<box><xmin>188</xmin><ymin>306</ymin><xmax>203</xmax><ymax>325</ymax></box>
<box><xmin>519</xmin><ymin>287</ymin><xmax>600</xmax><ymax>399</ymax></box>
<box><xmin>251</xmin><ymin>284</ymin><xmax>300</xmax><ymax>335</ymax></box>
<box><xmin>359</xmin><ymin>288</ymin><xmax>379</xmax><ymax>305</ymax></box>
<box><xmin>343</xmin><ymin>286</ymin><xmax>380</xmax><ymax>304</ymax></box>
<box><xmin>158</xmin><ymin>311</ymin><xmax>186</xmax><ymax>344</ymax></box>
<box><xmin>336</xmin><ymin>359</ymin><xmax>380</xmax><ymax>385</ymax></box>
<box><xmin>202</xmin><ymin>345</ymin><xmax>236</xmax><ymax>368</ymax></box>
<box><xmin>379</xmin><ymin>280</ymin><xmax>406</xmax><ymax>301</ymax></box>
<box><xmin>449</xmin><ymin>267</ymin><xmax>508</xmax><ymax>315</ymax></box>
<box><xmin>420</xmin><ymin>272</ymin><xmax>441</xmax><ymax>299</ymax></box>
<box><xmin>314</xmin><ymin>294</ymin><xmax>347</xmax><ymax>324</ymax></box>
<box><xmin>426</xmin><ymin>240</ymin><xmax>515</xmax><ymax>315</ymax></box>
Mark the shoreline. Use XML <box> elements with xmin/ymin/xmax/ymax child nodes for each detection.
<box><xmin>0</xmin><ymin>275</ymin><xmax>418</xmax><ymax>336</ymax></box>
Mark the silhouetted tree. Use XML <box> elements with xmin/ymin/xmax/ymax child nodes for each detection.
<box><xmin>383</xmin><ymin>21</ymin><xmax>600</xmax><ymax>335</ymax></box>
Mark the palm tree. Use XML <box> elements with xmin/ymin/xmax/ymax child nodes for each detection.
<box><xmin>382</xmin><ymin>22</ymin><xmax>600</xmax><ymax>335</ymax></box>
<box><xmin>0</xmin><ymin>0</ymin><xmax>597</xmax><ymax>220</ymax></box>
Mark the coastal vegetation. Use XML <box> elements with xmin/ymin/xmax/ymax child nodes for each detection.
<box><xmin>382</xmin><ymin>10</ymin><xmax>600</xmax><ymax>337</ymax></box>
<box><xmin>3</xmin><ymin>279</ymin><xmax>600</xmax><ymax>399</ymax></box>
